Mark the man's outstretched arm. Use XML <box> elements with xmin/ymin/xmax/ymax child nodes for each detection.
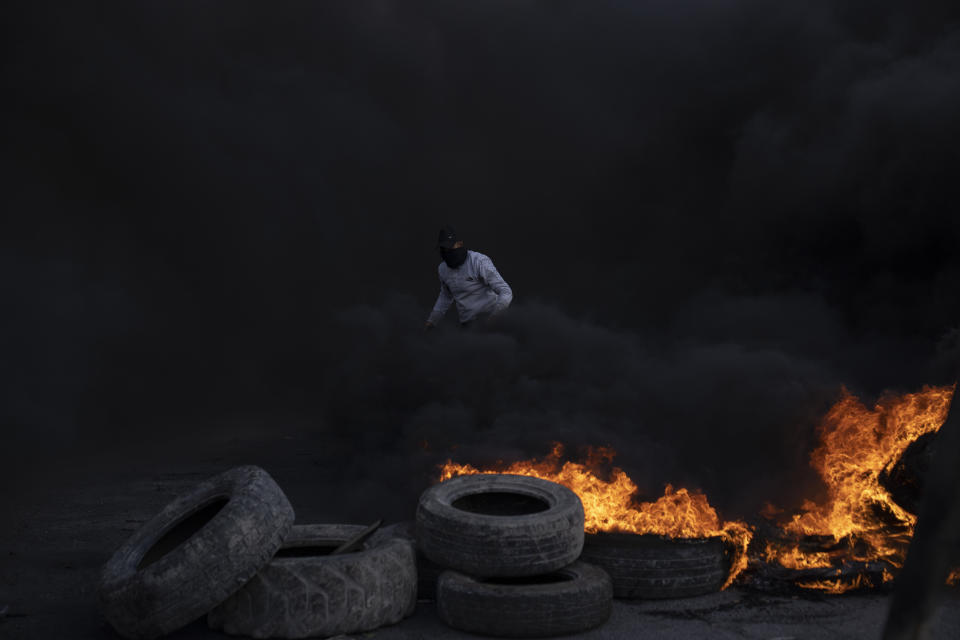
<box><xmin>426</xmin><ymin>280</ymin><xmax>454</xmax><ymax>327</ymax></box>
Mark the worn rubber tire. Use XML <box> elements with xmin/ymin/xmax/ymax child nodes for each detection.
<box><xmin>371</xmin><ymin>521</ymin><xmax>445</xmax><ymax>601</ymax></box>
<box><xmin>208</xmin><ymin>523</ymin><xmax>417</xmax><ymax>638</ymax></box>
<box><xmin>579</xmin><ymin>532</ymin><xmax>727</xmax><ymax>599</ymax></box>
<box><xmin>417</xmin><ymin>474</ymin><xmax>585</xmax><ymax>577</ymax></box>
<box><xmin>437</xmin><ymin>561</ymin><xmax>612</xmax><ymax>637</ymax></box>
<box><xmin>98</xmin><ymin>465</ymin><xmax>295</xmax><ymax>640</ymax></box>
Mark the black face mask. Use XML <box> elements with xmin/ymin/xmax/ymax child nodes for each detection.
<box><xmin>441</xmin><ymin>246</ymin><xmax>467</xmax><ymax>268</ymax></box>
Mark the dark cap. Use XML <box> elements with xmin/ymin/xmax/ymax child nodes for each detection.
<box><xmin>436</xmin><ymin>225</ymin><xmax>458</xmax><ymax>249</ymax></box>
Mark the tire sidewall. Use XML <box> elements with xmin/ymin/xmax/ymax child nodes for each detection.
<box><xmin>416</xmin><ymin>474</ymin><xmax>585</xmax><ymax>577</ymax></box>
<box><xmin>98</xmin><ymin>465</ymin><xmax>294</xmax><ymax>639</ymax></box>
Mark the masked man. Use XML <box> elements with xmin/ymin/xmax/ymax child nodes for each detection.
<box><xmin>425</xmin><ymin>225</ymin><xmax>513</xmax><ymax>329</ymax></box>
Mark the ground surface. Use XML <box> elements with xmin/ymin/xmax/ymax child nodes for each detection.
<box><xmin>3</xmin><ymin>428</ymin><xmax>959</xmax><ymax>640</ymax></box>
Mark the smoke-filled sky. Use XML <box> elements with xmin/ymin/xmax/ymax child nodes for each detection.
<box><xmin>3</xmin><ymin>1</ymin><xmax>959</xmax><ymax>516</ymax></box>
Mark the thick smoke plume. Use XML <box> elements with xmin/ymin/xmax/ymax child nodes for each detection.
<box><xmin>3</xmin><ymin>2</ymin><xmax>960</xmax><ymax>516</ymax></box>
<box><xmin>324</xmin><ymin>295</ymin><xmax>848</xmax><ymax>517</ymax></box>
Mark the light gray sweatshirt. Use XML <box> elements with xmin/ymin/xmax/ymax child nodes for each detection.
<box><xmin>427</xmin><ymin>250</ymin><xmax>513</xmax><ymax>325</ymax></box>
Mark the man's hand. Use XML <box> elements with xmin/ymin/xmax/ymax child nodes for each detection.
<box><xmin>424</xmin><ymin>321</ymin><xmax>435</xmax><ymax>331</ymax></box>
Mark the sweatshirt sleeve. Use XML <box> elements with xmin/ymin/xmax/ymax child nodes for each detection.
<box><xmin>427</xmin><ymin>277</ymin><xmax>454</xmax><ymax>325</ymax></box>
<box><xmin>481</xmin><ymin>256</ymin><xmax>513</xmax><ymax>312</ymax></box>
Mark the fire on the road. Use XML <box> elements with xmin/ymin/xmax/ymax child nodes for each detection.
<box><xmin>439</xmin><ymin>385</ymin><xmax>955</xmax><ymax>594</ymax></box>
<box><xmin>764</xmin><ymin>385</ymin><xmax>954</xmax><ymax>593</ymax></box>
<box><xmin>440</xmin><ymin>443</ymin><xmax>753</xmax><ymax>589</ymax></box>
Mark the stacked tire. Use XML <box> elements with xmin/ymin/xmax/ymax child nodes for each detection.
<box><xmin>207</xmin><ymin>523</ymin><xmax>416</xmax><ymax>639</ymax></box>
<box><xmin>98</xmin><ymin>466</ymin><xmax>416</xmax><ymax>640</ymax></box>
<box><xmin>416</xmin><ymin>473</ymin><xmax>613</xmax><ymax>637</ymax></box>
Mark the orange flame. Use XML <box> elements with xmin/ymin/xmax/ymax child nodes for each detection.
<box><xmin>440</xmin><ymin>443</ymin><xmax>752</xmax><ymax>589</ymax></box>
<box><xmin>766</xmin><ymin>385</ymin><xmax>955</xmax><ymax>591</ymax></box>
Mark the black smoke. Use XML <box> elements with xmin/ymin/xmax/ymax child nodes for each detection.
<box><xmin>3</xmin><ymin>1</ymin><xmax>960</xmax><ymax>517</ymax></box>
<box><xmin>324</xmin><ymin>295</ymin><xmax>841</xmax><ymax>515</ymax></box>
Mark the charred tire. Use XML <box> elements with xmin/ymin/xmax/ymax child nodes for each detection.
<box><xmin>371</xmin><ymin>521</ymin><xmax>445</xmax><ymax>601</ymax></box>
<box><xmin>579</xmin><ymin>532</ymin><xmax>727</xmax><ymax>599</ymax></box>
<box><xmin>417</xmin><ymin>474</ymin><xmax>585</xmax><ymax>577</ymax></box>
<box><xmin>437</xmin><ymin>561</ymin><xmax>612</xmax><ymax>637</ymax></box>
<box><xmin>208</xmin><ymin>524</ymin><xmax>417</xmax><ymax>639</ymax></box>
<box><xmin>98</xmin><ymin>466</ymin><xmax>295</xmax><ymax>640</ymax></box>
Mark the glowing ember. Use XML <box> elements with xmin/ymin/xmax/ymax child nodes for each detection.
<box><xmin>766</xmin><ymin>385</ymin><xmax>955</xmax><ymax>592</ymax></box>
<box><xmin>949</xmin><ymin>569</ymin><xmax>960</xmax><ymax>586</ymax></box>
<box><xmin>440</xmin><ymin>443</ymin><xmax>752</xmax><ymax>589</ymax></box>
<box><xmin>797</xmin><ymin>574</ymin><xmax>867</xmax><ymax>595</ymax></box>
<box><xmin>763</xmin><ymin>542</ymin><xmax>831</xmax><ymax>569</ymax></box>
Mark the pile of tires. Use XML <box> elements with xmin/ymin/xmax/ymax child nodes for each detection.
<box><xmin>416</xmin><ymin>473</ymin><xmax>613</xmax><ymax>637</ymax></box>
<box><xmin>98</xmin><ymin>465</ymin><xmax>719</xmax><ymax>639</ymax></box>
<box><xmin>97</xmin><ymin>466</ymin><xmax>416</xmax><ymax>640</ymax></box>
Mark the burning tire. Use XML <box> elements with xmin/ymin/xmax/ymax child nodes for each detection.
<box><xmin>436</xmin><ymin>561</ymin><xmax>612</xmax><ymax>637</ymax></box>
<box><xmin>98</xmin><ymin>465</ymin><xmax>295</xmax><ymax>640</ymax></box>
<box><xmin>578</xmin><ymin>532</ymin><xmax>727</xmax><ymax>599</ymax></box>
<box><xmin>207</xmin><ymin>523</ymin><xmax>417</xmax><ymax>639</ymax></box>
<box><xmin>417</xmin><ymin>474</ymin><xmax>585</xmax><ymax>577</ymax></box>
